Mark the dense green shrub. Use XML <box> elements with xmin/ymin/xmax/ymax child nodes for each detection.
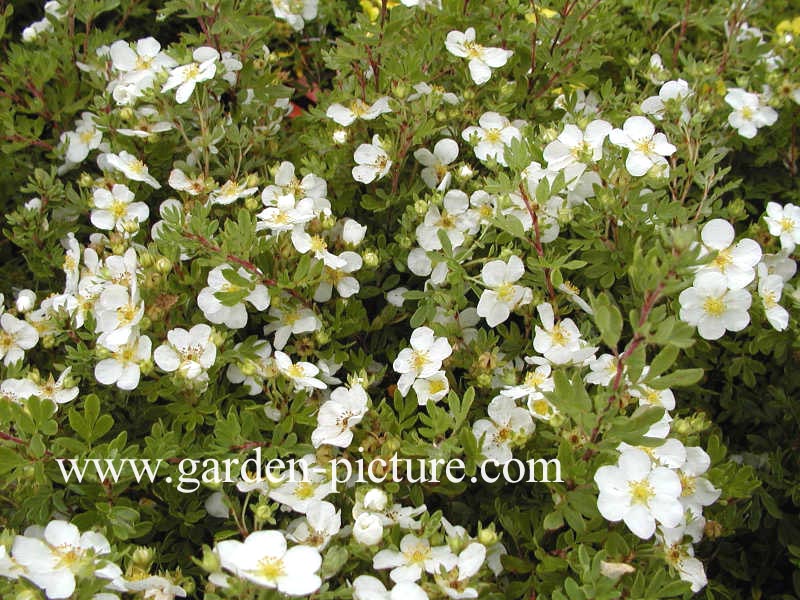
<box><xmin>0</xmin><ymin>0</ymin><xmax>799</xmax><ymax>598</ymax></box>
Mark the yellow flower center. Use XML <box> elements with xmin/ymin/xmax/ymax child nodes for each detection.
<box><xmin>184</xmin><ymin>63</ymin><xmax>201</xmax><ymax>80</ymax></box>
<box><xmin>310</xmin><ymin>236</ymin><xmax>327</xmax><ymax>253</ymax></box>
<box><xmin>702</xmin><ymin>296</ymin><xmax>726</xmax><ymax>317</ymax></box>
<box><xmin>0</xmin><ymin>332</ymin><xmax>14</xmax><ymax>351</ymax></box>
<box><xmin>740</xmin><ymin>106</ymin><xmax>754</xmax><ymax>120</ymax></box>
<box><xmin>255</xmin><ymin>556</ymin><xmax>285</xmax><ymax>581</ymax></box>
<box><xmin>628</xmin><ymin>479</ymin><xmax>654</xmax><ymax>505</ymax></box>
<box><xmin>294</xmin><ymin>481</ymin><xmax>316</xmax><ymax>499</ymax></box>
<box><xmin>286</xmin><ymin>364</ymin><xmax>305</xmax><ymax>379</ymax></box>
<box><xmin>551</xmin><ymin>324</ymin><xmax>568</xmax><ymax>346</ymax></box>
<box><xmin>762</xmin><ymin>291</ymin><xmax>778</xmax><ymax>309</ymax></box>
<box><xmin>110</xmin><ymin>200</ymin><xmax>128</xmax><ymax>219</ymax></box>
<box><xmin>410</xmin><ymin>350</ymin><xmax>429</xmax><ymax>371</ymax></box>
<box><xmin>635</xmin><ymin>138</ymin><xmax>655</xmax><ymax>155</ymax></box>
<box><xmin>128</xmin><ymin>159</ymin><xmax>145</xmax><ymax>175</ymax></box>
<box><xmin>79</xmin><ymin>129</ymin><xmax>96</xmax><ymax>144</ymax></box>
<box><xmin>427</xmin><ymin>378</ymin><xmax>446</xmax><ymax>395</ymax></box>
<box><xmin>404</xmin><ymin>544</ymin><xmax>431</xmax><ymax>564</ymax></box>
<box><xmin>712</xmin><ymin>248</ymin><xmax>732</xmax><ymax>272</ymax></box>
<box><xmin>117</xmin><ymin>303</ymin><xmax>139</xmax><ymax>325</ymax></box>
<box><xmin>780</xmin><ymin>217</ymin><xmax>796</xmax><ymax>232</ymax></box>
<box><xmin>531</xmin><ymin>399</ymin><xmax>550</xmax><ymax>416</ymax></box>
<box><xmin>679</xmin><ymin>472</ymin><xmax>696</xmax><ymax>497</ymax></box>
<box><xmin>484</xmin><ymin>128</ymin><xmax>502</xmax><ymax>144</ymax></box>
<box><xmin>496</xmin><ymin>282</ymin><xmax>517</xmax><ymax>303</ymax></box>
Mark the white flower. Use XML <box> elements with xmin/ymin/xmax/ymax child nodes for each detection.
<box><xmin>291</xmin><ymin>227</ymin><xmax>347</xmax><ymax>268</ymax></box>
<box><xmin>268</xmin><ymin>456</ymin><xmax>333</xmax><ymax>512</ymax></box>
<box><xmin>532</xmin><ymin>303</ymin><xmax>596</xmax><ymax>365</ymax></box>
<box><xmin>696</xmin><ymin>219</ymin><xmax>761</xmax><ymax>289</ymax></box>
<box><xmin>373</xmin><ymin>534</ymin><xmax>452</xmax><ymax>583</ymax></box>
<box><xmin>353</xmin><ymin>513</ymin><xmax>385</xmax><ymax>546</ymax></box>
<box><xmin>415</xmin><ymin>190</ymin><xmax>476</xmax><ymax>251</ymax></box>
<box><xmin>91</xmin><ymin>183</ymin><xmax>149</xmax><ymax>232</ymax></box>
<box><xmin>216</xmin><ymin>530</ymin><xmax>321</xmax><ymax>595</ymax></box>
<box><xmin>314</xmin><ymin>251</ymin><xmax>362</xmax><ymax>302</ymax></box>
<box><xmin>433</xmin><ymin>542</ymin><xmax>486</xmax><ymax>599</ymax></box>
<box><xmin>256</xmin><ymin>194</ymin><xmax>315</xmax><ymax>233</ymax></box>
<box><xmin>412</xmin><ymin>370</ymin><xmax>450</xmax><ymax>406</ymax></box>
<box><xmin>94</xmin><ymin>283</ymin><xmax>144</xmax><ymax>348</ymax></box>
<box><xmin>594</xmin><ymin>447</ymin><xmax>683</xmax><ymax>539</ymax></box>
<box><xmin>95</xmin><ymin>334</ymin><xmax>152</xmax><ymax>390</ymax></box>
<box><xmin>103</xmin><ymin>150</ymin><xmax>161</xmax><ymax>188</ymax></box>
<box><xmin>0</xmin><ymin>313</ymin><xmax>39</xmax><ymax>366</ymax></box>
<box><xmin>109</xmin><ymin>37</ymin><xmax>176</xmax><ymax>104</ymax></box>
<box><xmin>764</xmin><ymin>202</ymin><xmax>800</xmax><ymax>253</ymax></box>
<box><xmin>445</xmin><ymin>27</ymin><xmax>512</xmax><ymax>85</ymax></box>
<box><xmin>641</xmin><ymin>79</ymin><xmax>692</xmax><ymax>121</ymax></box>
<box><xmin>724</xmin><ymin>88</ymin><xmax>778</xmax><ymax>139</ymax></box>
<box><xmin>12</xmin><ymin>520</ymin><xmax>111</xmax><ymax>599</ymax></box>
<box><xmin>757</xmin><ymin>265</ymin><xmax>789</xmax><ymax>331</ymax></box>
<box><xmin>585</xmin><ymin>353</ymin><xmax>622</xmax><ymax>386</ymax></box>
<box><xmin>353</xmin><ymin>135</ymin><xmax>392</xmax><ymax>184</ymax></box>
<box><xmin>678</xmin><ymin>271</ymin><xmax>752</xmax><ymax>340</ymax></box>
<box><xmin>414</xmin><ymin>138</ymin><xmax>459</xmax><ymax>190</ymax></box>
<box><xmin>197</xmin><ymin>265</ymin><xmax>270</xmax><ymax>329</ymax></box>
<box><xmin>342</xmin><ymin>218</ymin><xmax>368</xmax><ymax>246</ymax></box>
<box><xmin>393</xmin><ymin>326</ymin><xmax>453</xmax><ymax>396</ymax></box>
<box><xmin>209</xmin><ymin>179</ymin><xmax>258</xmax><ymax>206</ymax></box>
<box><xmin>312</xmin><ymin>383</ymin><xmax>369</xmax><ymax>447</ymax></box>
<box><xmin>543</xmin><ymin>120</ymin><xmax>612</xmax><ymax>173</ymax></box>
<box><xmin>472</xmin><ymin>395</ymin><xmax>534</xmax><ymax>464</ymax></box>
<box><xmin>32</xmin><ymin>368</ymin><xmax>79</xmax><ymax>405</ymax></box>
<box><xmin>15</xmin><ymin>289</ymin><xmax>36</xmax><ymax>313</ymax></box>
<box><xmin>476</xmin><ymin>255</ymin><xmax>532</xmax><ymax>327</ymax></box>
<box><xmin>60</xmin><ymin>112</ymin><xmax>103</xmax><ymax>163</ymax></box>
<box><xmin>153</xmin><ymin>324</ymin><xmax>216</xmax><ymax>379</ymax></box>
<box><xmin>353</xmin><ymin>576</ymin><xmax>429</xmax><ymax>600</ymax></box>
<box><xmin>287</xmin><ymin>500</ymin><xmax>341</xmax><ymax>550</ymax></box>
<box><xmin>609</xmin><ymin>116</ymin><xmax>676</xmax><ymax>177</ymax></box>
<box><xmin>226</xmin><ymin>340</ymin><xmax>273</xmax><ymax>395</ymax></box>
<box><xmin>501</xmin><ymin>364</ymin><xmax>556</xmax><ymax>420</ymax></box>
<box><xmin>162</xmin><ymin>46</ymin><xmax>218</xmax><ymax>104</ymax></box>
<box><xmin>262</xmin><ymin>161</ymin><xmax>327</xmax><ymax>208</ymax></box>
<box><xmin>274</xmin><ymin>350</ymin><xmax>326</xmax><ymax>390</ymax></box>
<box><xmin>678</xmin><ymin>447</ymin><xmax>720</xmax><ymax>512</ymax></box>
<box><xmin>271</xmin><ymin>0</ymin><xmax>318</xmax><ymax>31</ymax></box>
<box><xmin>264</xmin><ymin>306</ymin><xmax>320</xmax><ymax>350</ymax></box>
<box><xmin>387</xmin><ymin>287</ymin><xmax>409</xmax><ymax>307</ymax></box>
<box><xmin>461</xmin><ymin>112</ymin><xmax>521</xmax><ymax>166</ymax></box>
<box><xmin>326</xmin><ymin>97</ymin><xmax>391</xmax><ymax>126</ymax></box>
<box><xmin>657</xmin><ymin>526</ymin><xmax>707</xmax><ymax>592</ymax></box>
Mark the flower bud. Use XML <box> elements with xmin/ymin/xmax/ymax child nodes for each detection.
<box><xmin>342</xmin><ymin>219</ymin><xmax>367</xmax><ymax>246</ymax></box>
<box><xmin>363</xmin><ymin>488</ymin><xmax>388</xmax><ymax>512</ymax></box>
<box><xmin>332</xmin><ymin>129</ymin><xmax>348</xmax><ymax>144</ymax></box>
<box><xmin>254</xmin><ymin>502</ymin><xmax>274</xmax><ymax>522</ymax></box>
<box><xmin>155</xmin><ymin>257</ymin><xmax>173</xmax><ymax>274</ymax></box>
<box><xmin>119</xmin><ymin>107</ymin><xmax>135</xmax><ymax>121</ymax></box>
<box><xmin>477</xmin><ymin>523</ymin><xmax>499</xmax><ymax>546</ymax></box>
<box><xmin>244</xmin><ymin>195</ymin><xmax>260</xmax><ymax>211</ymax></box>
<box><xmin>199</xmin><ymin>545</ymin><xmax>221</xmax><ymax>573</ymax></box>
<box><xmin>414</xmin><ymin>199</ymin><xmax>428</xmax><ymax>215</ymax></box>
<box><xmin>362</xmin><ymin>249</ymin><xmax>379</xmax><ymax>268</ymax></box>
<box><xmin>353</xmin><ymin>512</ymin><xmax>384</xmax><ymax>546</ymax></box>
<box><xmin>15</xmin><ymin>290</ymin><xmax>36</xmax><ymax>313</ymax></box>
<box><xmin>132</xmin><ymin>546</ymin><xmax>155</xmax><ymax>569</ymax></box>
<box><xmin>392</xmin><ymin>81</ymin><xmax>408</xmax><ymax>100</ymax></box>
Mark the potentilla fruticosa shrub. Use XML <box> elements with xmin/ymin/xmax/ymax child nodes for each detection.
<box><xmin>0</xmin><ymin>0</ymin><xmax>799</xmax><ymax>598</ymax></box>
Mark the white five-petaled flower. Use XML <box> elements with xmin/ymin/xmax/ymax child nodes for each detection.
<box><xmin>415</xmin><ymin>189</ymin><xmax>477</xmax><ymax>251</ymax></box>
<box><xmin>153</xmin><ymin>323</ymin><xmax>216</xmax><ymax>380</ymax></box>
<box><xmin>657</xmin><ymin>526</ymin><xmax>708</xmax><ymax>592</ymax></box>
<box><xmin>209</xmin><ymin>178</ymin><xmax>259</xmax><ymax>206</ymax></box>
<box><xmin>724</xmin><ymin>87</ymin><xmax>778</xmax><ymax>139</ymax></box>
<box><xmin>0</xmin><ymin>313</ymin><xmax>39</xmax><ymax>366</ymax></box>
<box><xmin>95</xmin><ymin>334</ymin><xmax>152</xmax><ymax>391</ymax></box>
<box><xmin>103</xmin><ymin>150</ymin><xmax>161</xmax><ymax>188</ymax></box>
<box><xmin>197</xmin><ymin>265</ymin><xmax>270</xmax><ymax>329</ymax></box>
<box><xmin>678</xmin><ymin>271</ymin><xmax>752</xmax><ymax>340</ymax></box>
<box><xmin>353</xmin><ymin>575</ymin><xmax>429</xmax><ymax>600</ymax></box>
<box><xmin>271</xmin><ymin>0</ymin><xmax>318</xmax><ymax>31</ymax></box>
<box><xmin>60</xmin><ymin>112</ymin><xmax>103</xmax><ymax>164</ymax></box>
<box><xmin>757</xmin><ymin>264</ymin><xmax>789</xmax><ymax>331</ymax></box>
<box><xmin>373</xmin><ymin>533</ymin><xmax>452</xmax><ymax>583</ymax></box>
<box><xmin>609</xmin><ymin>116</ymin><xmax>676</xmax><ymax>177</ymax></box>
<box><xmin>472</xmin><ymin>395</ymin><xmax>534</xmax><ymax>464</ymax></box>
<box><xmin>326</xmin><ymin>97</ymin><xmax>391</xmax><ymax>126</ymax></box>
<box><xmin>764</xmin><ymin>201</ymin><xmax>800</xmax><ymax>252</ymax></box>
<box><xmin>108</xmin><ymin>37</ymin><xmax>176</xmax><ymax>104</ymax></box>
<box><xmin>353</xmin><ymin>135</ymin><xmax>392</xmax><ymax>184</ymax></box>
<box><xmin>532</xmin><ymin>303</ymin><xmax>596</xmax><ymax>365</ymax></box>
<box><xmin>11</xmin><ymin>520</ymin><xmax>111</xmax><ymax>599</ymax></box>
<box><xmin>264</xmin><ymin>305</ymin><xmax>320</xmax><ymax>350</ymax></box>
<box><xmin>476</xmin><ymin>255</ymin><xmax>532</xmax><ymax>327</ymax></box>
<box><xmin>594</xmin><ymin>447</ymin><xmax>683</xmax><ymax>539</ymax></box>
<box><xmin>462</xmin><ymin>112</ymin><xmax>521</xmax><ymax>167</ymax></box>
<box><xmin>216</xmin><ymin>530</ymin><xmax>322</xmax><ymax>596</ymax></box>
<box><xmin>287</xmin><ymin>500</ymin><xmax>341</xmax><ymax>550</ymax></box>
<box><xmin>414</xmin><ymin>138</ymin><xmax>459</xmax><ymax>190</ymax></box>
<box><xmin>543</xmin><ymin>120</ymin><xmax>612</xmax><ymax>174</ymax></box>
<box><xmin>696</xmin><ymin>219</ymin><xmax>761</xmax><ymax>289</ymax></box>
<box><xmin>91</xmin><ymin>183</ymin><xmax>149</xmax><ymax>232</ymax></box>
<box><xmin>274</xmin><ymin>350</ymin><xmax>326</xmax><ymax>390</ymax></box>
<box><xmin>393</xmin><ymin>326</ymin><xmax>453</xmax><ymax>396</ymax></box>
<box><xmin>445</xmin><ymin>27</ymin><xmax>513</xmax><ymax>85</ymax></box>
<box><xmin>162</xmin><ymin>46</ymin><xmax>219</xmax><ymax>104</ymax></box>
<box><xmin>311</xmin><ymin>383</ymin><xmax>369</xmax><ymax>448</ymax></box>
<box><xmin>641</xmin><ymin>79</ymin><xmax>692</xmax><ymax>122</ymax></box>
<box><xmin>412</xmin><ymin>370</ymin><xmax>450</xmax><ymax>406</ymax></box>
